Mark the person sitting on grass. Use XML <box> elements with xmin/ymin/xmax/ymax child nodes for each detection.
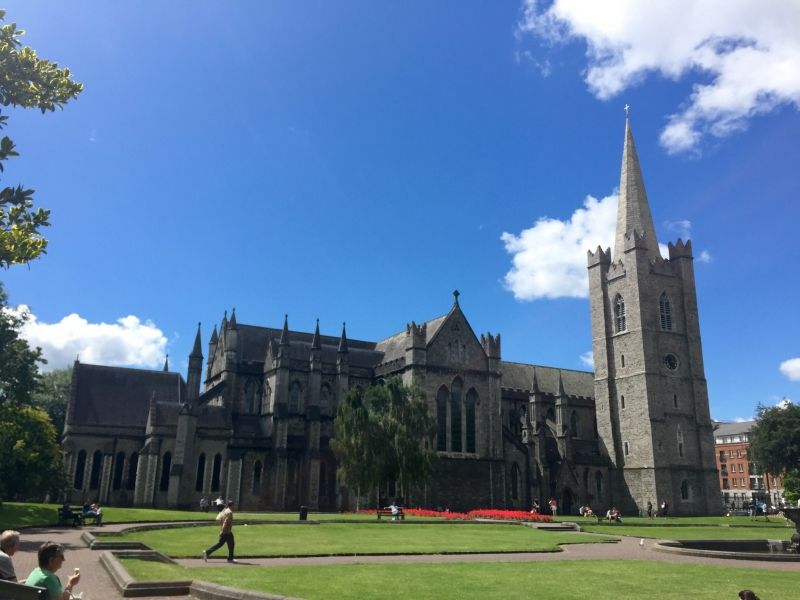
<box><xmin>582</xmin><ymin>505</ymin><xmax>594</xmax><ymax>518</ymax></box>
<box><xmin>25</xmin><ymin>542</ymin><xmax>81</xmax><ymax>600</ymax></box>
<box><xmin>607</xmin><ymin>507</ymin><xmax>622</xmax><ymax>524</ymax></box>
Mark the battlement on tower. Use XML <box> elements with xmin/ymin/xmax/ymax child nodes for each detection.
<box><xmin>405</xmin><ymin>321</ymin><xmax>427</xmax><ymax>349</ymax></box>
<box><xmin>668</xmin><ymin>238</ymin><xmax>693</xmax><ymax>259</ymax></box>
<box><xmin>480</xmin><ymin>332</ymin><xmax>501</xmax><ymax>359</ymax></box>
<box><xmin>623</xmin><ymin>228</ymin><xmax>650</xmax><ymax>252</ymax></box>
<box><xmin>587</xmin><ymin>245</ymin><xmax>611</xmax><ymax>267</ymax></box>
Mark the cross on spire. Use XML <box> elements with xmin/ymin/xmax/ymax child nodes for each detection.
<box><xmin>624</xmin><ymin>103</ymin><xmax>630</xmax><ymax>117</ymax></box>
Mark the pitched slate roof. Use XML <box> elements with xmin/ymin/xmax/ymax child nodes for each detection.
<box><xmin>72</xmin><ymin>362</ymin><xmax>185</xmax><ymax>427</ymax></box>
<box><xmin>374</xmin><ymin>314</ymin><xmax>448</xmax><ymax>364</ymax></box>
<box><xmin>500</xmin><ymin>361</ymin><xmax>594</xmax><ymax>398</ymax></box>
<box><xmin>714</xmin><ymin>421</ymin><xmax>755</xmax><ymax>436</ymax></box>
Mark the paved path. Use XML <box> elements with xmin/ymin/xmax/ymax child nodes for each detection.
<box><xmin>13</xmin><ymin>523</ymin><xmax>165</xmax><ymax>600</ymax></box>
<box><xmin>11</xmin><ymin>521</ymin><xmax>799</xmax><ymax>600</ymax></box>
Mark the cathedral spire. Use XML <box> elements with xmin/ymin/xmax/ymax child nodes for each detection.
<box><xmin>279</xmin><ymin>314</ymin><xmax>290</xmax><ymax>346</ymax></box>
<box><xmin>190</xmin><ymin>322</ymin><xmax>202</xmax><ymax>358</ymax></box>
<box><xmin>614</xmin><ymin>114</ymin><xmax>660</xmax><ymax>260</ymax></box>
<box><xmin>311</xmin><ymin>319</ymin><xmax>321</xmax><ymax>350</ymax></box>
<box><xmin>338</xmin><ymin>322</ymin><xmax>349</xmax><ymax>353</ymax></box>
<box><xmin>163</xmin><ymin>354</ymin><xmax>169</xmax><ymax>372</ymax></box>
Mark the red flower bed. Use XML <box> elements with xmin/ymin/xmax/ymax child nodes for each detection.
<box><xmin>356</xmin><ymin>508</ymin><xmax>551</xmax><ymax>522</ymax></box>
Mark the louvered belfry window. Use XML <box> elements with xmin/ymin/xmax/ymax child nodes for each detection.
<box><xmin>614</xmin><ymin>295</ymin><xmax>626</xmax><ymax>332</ymax></box>
<box><xmin>659</xmin><ymin>293</ymin><xmax>673</xmax><ymax>331</ymax></box>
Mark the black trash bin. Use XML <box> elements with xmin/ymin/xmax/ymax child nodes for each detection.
<box><xmin>299</xmin><ymin>505</ymin><xmax>308</xmax><ymax>521</ymax></box>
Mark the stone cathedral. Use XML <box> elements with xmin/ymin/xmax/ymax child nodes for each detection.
<box><xmin>62</xmin><ymin>119</ymin><xmax>720</xmax><ymax>516</ymax></box>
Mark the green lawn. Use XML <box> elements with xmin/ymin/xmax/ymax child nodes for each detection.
<box><xmin>560</xmin><ymin>515</ymin><xmax>788</xmax><ymax>528</ymax></box>
<box><xmin>120</xmin><ymin>559</ymin><xmax>798</xmax><ymax>600</ymax></box>
<box><xmin>582</xmin><ymin>524</ymin><xmax>795</xmax><ymax>540</ymax></box>
<box><xmin>0</xmin><ymin>502</ymin><xmax>401</xmax><ymax>528</ymax></box>
<box><xmin>105</xmin><ymin>523</ymin><xmax>612</xmax><ymax>557</ymax></box>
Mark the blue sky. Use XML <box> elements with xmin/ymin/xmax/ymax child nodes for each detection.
<box><xmin>3</xmin><ymin>1</ymin><xmax>799</xmax><ymax>422</ymax></box>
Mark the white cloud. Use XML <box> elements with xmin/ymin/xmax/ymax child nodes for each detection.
<box><xmin>13</xmin><ymin>306</ymin><xmax>167</xmax><ymax>371</ymax></box>
<box><xmin>580</xmin><ymin>351</ymin><xmax>594</xmax><ymax>368</ymax></box>
<box><xmin>697</xmin><ymin>250</ymin><xmax>713</xmax><ymax>263</ymax></box>
<box><xmin>519</xmin><ymin>1</ymin><xmax>800</xmax><ymax>153</ymax></box>
<box><xmin>779</xmin><ymin>357</ymin><xmax>800</xmax><ymax>381</ymax></box>
<box><xmin>501</xmin><ymin>194</ymin><xmax>617</xmax><ymax>300</ymax></box>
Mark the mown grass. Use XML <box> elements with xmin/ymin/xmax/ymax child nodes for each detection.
<box><xmin>105</xmin><ymin>523</ymin><xmax>612</xmax><ymax>557</ymax></box>
<box><xmin>0</xmin><ymin>502</ymin><xmax>398</xmax><ymax>528</ymax></box>
<box><xmin>581</xmin><ymin>524</ymin><xmax>795</xmax><ymax>540</ymax></box>
<box><xmin>120</xmin><ymin>559</ymin><xmax>798</xmax><ymax>600</ymax></box>
<box><xmin>559</xmin><ymin>515</ymin><xmax>788</xmax><ymax>528</ymax></box>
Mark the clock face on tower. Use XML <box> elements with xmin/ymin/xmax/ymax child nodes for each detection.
<box><xmin>663</xmin><ymin>354</ymin><xmax>679</xmax><ymax>371</ymax></box>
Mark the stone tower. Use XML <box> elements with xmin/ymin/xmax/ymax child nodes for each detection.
<box><xmin>587</xmin><ymin>117</ymin><xmax>719</xmax><ymax>516</ymax></box>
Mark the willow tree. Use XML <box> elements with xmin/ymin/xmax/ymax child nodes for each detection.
<box><xmin>332</xmin><ymin>378</ymin><xmax>437</xmax><ymax>508</ymax></box>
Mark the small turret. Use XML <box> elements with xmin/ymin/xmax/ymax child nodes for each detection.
<box><xmin>587</xmin><ymin>245</ymin><xmax>611</xmax><ymax>268</ymax></box>
<box><xmin>480</xmin><ymin>332</ymin><xmax>501</xmax><ymax>359</ymax></box>
<box><xmin>668</xmin><ymin>238</ymin><xmax>693</xmax><ymax>260</ymax></box>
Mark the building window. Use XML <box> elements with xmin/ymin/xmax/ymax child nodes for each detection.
<box><xmin>729</xmin><ymin>449</ymin><xmax>734</xmax><ymax>458</ymax></box>
<box><xmin>732</xmin><ymin>478</ymin><xmax>737</xmax><ymax>487</ymax></box>
<box><xmin>289</xmin><ymin>382</ymin><xmax>302</xmax><ymax>413</ymax></box>
<box><xmin>126</xmin><ymin>452</ymin><xmax>138</xmax><ymax>490</ymax></box>
<box><xmin>262</xmin><ymin>381</ymin><xmax>271</xmax><ymax>414</ymax></box>
<box><xmin>620</xmin><ymin>395</ymin><xmax>625</xmax><ymax>409</ymax></box>
<box><xmin>245</xmin><ymin>379</ymin><xmax>258</xmax><ymax>414</ymax></box>
<box><xmin>677</xmin><ymin>427</ymin><xmax>684</xmax><ymax>458</ymax></box>
<box><xmin>570</xmin><ymin>411</ymin><xmax>578</xmax><ymax>438</ymax></box>
<box><xmin>89</xmin><ymin>450</ymin><xmax>103</xmax><ymax>490</ymax></box>
<box><xmin>320</xmin><ymin>385</ymin><xmax>332</xmax><ymax>412</ymax></box>
<box><xmin>614</xmin><ymin>295</ymin><xmax>626</xmax><ymax>333</ymax></box>
<box><xmin>624</xmin><ymin>441</ymin><xmax>630</xmax><ymax>456</ymax></box>
<box><xmin>159</xmin><ymin>452</ymin><xmax>172</xmax><ymax>492</ymax></box>
<box><xmin>719</xmin><ymin>450</ymin><xmax>725</xmax><ymax>462</ymax></box>
<box><xmin>659</xmin><ymin>293</ymin><xmax>673</xmax><ymax>331</ymax></box>
<box><xmin>511</xmin><ymin>464</ymin><xmax>520</xmax><ymax>500</ymax></box>
<box><xmin>436</xmin><ymin>386</ymin><xmax>448</xmax><ymax>451</ymax></box>
<box><xmin>681</xmin><ymin>480</ymin><xmax>689</xmax><ymax>500</ymax></box>
<box><xmin>673</xmin><ymin>394</ymin><xmax>678</xmax><ymax>409</ymax></box>
<box><xmin>211</xmin><ymin>454</ymin><xmax>222</xmax><ymax>491</ymax></box>
<box><xmin>195</xmin><ymin>453</ymin><xmax>206</xmax><ymax>492</ymax></box>
<box><xmin>621</xmin><ymin>354</ymin><xmax>625</xmax><ymax>367</ymax></box>
<box><xmin>465</xmin><ymin>388</ymin><xmax>477</xmax><ymax>453</ymax></box>
<box><xmin>736</xmin><ymin>449</ymin><xmax>741</xmax><ymax>458</ymax></box>
<box><xmin>451</xmin><ymin>378</ymin><xmax>463</xmax><ymax>452</ymax></box>
<box><xmin>253</xmin><ymin>460</ymin><xmax>262</xmax><ymax>494</ymax></box>
<box><xmin>722</xmin><ymin>478</ymin><xmax>729</xmax><ymax>489</ymax></box>
<box><xmin>73</xmin><ymin>450</ymin><xmax>87</xmax><ymax>490</ymax></box>
<box><xmin>112</xmin><ymin>452</ymin><xmax>125</xmax><ymax>490</ymax></box>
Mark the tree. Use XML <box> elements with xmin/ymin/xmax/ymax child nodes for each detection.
<box><xmin>0</xmin><ymin>9</ymin><xmax>83</xmax><ymax>268</ymax></box>
<box><xmin>749</xmin><ymin>401</ymin><xmax>800</xmax><ymax>505</ymax></box>
<box><xmin>332</xmin><ymin>378</ymin><xmax>437</xmax><ymax>507</ymax></box>
<box><xmin>31</xmin><ymin>366</ymin><xmax>72</xmax><ymax>440</ymax></box>
<box><xmin>0</xmin><ymin>281</ymin><xmax>42</xmax><ymax>408</ymax></box>
<box><xmin>0</xmin><ymin>404</ymin><xmax>65</xmax><ymax>500</ymax></box>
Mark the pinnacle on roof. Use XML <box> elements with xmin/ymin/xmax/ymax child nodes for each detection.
<box><xmin>530</xmin><ymin>368</ymin><xmax>540</xmax><ymax>394</ymax></box>
<box><xmin>163</xmin><ymin>354</ymin><xmax>169</xmax><ymax>372</ymax></box>
<box><xmin>311</xmin><ymin>318</ymin><xmax>321</xmax><ymax>350</ymax></box>
<box><xmin>557</xmin><ymin>370</ymin><xmax>565</xmax><ymax>397</ymax></box>
<box><xmin>614</xmin><ymin>113</ymin><xmax>660</xmax><ymax>260</ymax></box>
<box><xmin>229</xmin><ymin>308</ymin><xmax>237</xmax><ymax>328</ymax></box>
<box><xmin>210</xmin><ymin>324</ymin><xmax>218</xmax><ymax>345</ymax></box>
<box><xmin>338</xmin><ymin>322</ymin><xmax>349</xmax><ymax>353</ymax></box>
<box><xmin>190</xmin><ymin>322</ymin><xmax>203</xmax><ymax>358</ymax></box>
<box><xmin>279</xmin><ymin>314</ymin><xmax>290</xmax><ymax>346</ymax></box>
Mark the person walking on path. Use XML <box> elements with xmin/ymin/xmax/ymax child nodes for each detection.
<box><xmin>202</xmin><ymin>500</ymin><xmax>237</xmax><ymax>563</ymax></box>
<box><xmin>646</xmin><ymin>501</ymin><xmax>654</xmax><ymax>519</ymax></box>
<box><xmin>0</xmin><ymin>530</ymin><xmax>21</xmax><ymax>582</ymax></box>
<box><xmin>24</xmin><ymin>541</ymin><xmax>81</xmax><ymax>600</ymax></box>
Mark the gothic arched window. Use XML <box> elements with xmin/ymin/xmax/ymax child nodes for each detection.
<box><xmin>89</xmin><ymin>450</ymin><xmax>102</xmax><ymax>490</ymax></box>
<box><xmin>614</xmin><ymin>294</ymin><xmax>626</xmax><ymax>333</ymax></box>
<box><xmin>253</xmin><ymin>460</ymin><xmax>262</xmax><ymax>494</ymax></box>
<box><xmin>511</xmin><ymin>464</ymin><xmax>520</xmax><ymax>500</ymax></box>
<box><xmin>570</xmin><ymin>411</ymin><xmax>579</xmax><ymax>438</ymax></box>
<box><xmin>245</xmin><ymin>379</ymin><xmax>258</xmax><ymax>414</ymax></box>
<box><xmin>112</xmin><ymin>451</ymin><xmax>125</xmax><ymax>490</ymax></box>
<box><xmin>546</xmin><ymin>408</ymin><xmax>555</xmax><ymax>423</ymax></box>
<box><xmin>677</xmin><ymin>427</ymin><xmax>684</xmax><ymax>458</ymax></box>
<box><xmin>451</xmin><ymin>378</ymin><xmax>463</xmax><ymax>452</ymax></box>
<box><xmin>659</xmin><ymin>293</ymin><xmax>673</xmax><ymax>331</ymax></box>
<box><xmin>126</xmin><ymin>452</ymin><xmax>138</xmax><ymax>491</ymax></box>
<box><xmin>74</xmin><ymin>450</ymin><xmax>87</xmax><ymax>490</ymax></box>
<box><xmin>465</xmin><ymin>388</ymin><xmax>477</xmax><ymax>453</ymax></box>
<box><xmin>195</xmin><ymin>453</ymin><xmax>206</xmax><ymax>491</ymax></box>
<box><xmin>262</xmin><ymin>381</ymin><xmax>271</xmax><ymax>414</ymax></box>
<box><xmin>159</xmin><ymin>452</ymin><xmax>172</xmax><ymax>491</ymax></box>
<box><xmin>436</xmin><ymin>386</ymin><xmax>448</xmax><ymax>451</ymax></box>
<box><xmin>320</xmin><ymin>384</ymin><xmax>332</xmax><ymax>412</ymax></box>
<box><xmin>289</xmin><ymin>381</ymin><xmax>302</xmax><ymax>413</ymax></box>
<box><xmin>681</xmin><ymin>480</ymin><xmax>689</xmax><ymax>500</ymax></box>
<box><xmin>211</xmin><ymin>453</ymin><xmax>222</xmax><ymax>491</ymax></box>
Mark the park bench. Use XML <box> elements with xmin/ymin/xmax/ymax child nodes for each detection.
<box><xmin>376</xmin><ymin>508</ymin><xmax>404</xmax><ymax>520</ymax></box>
<box><xmin>0</xmin><ymin>579</ymin><xmax>49</xmax><ymax>599</ymax></box>
<box><xmin>57</xmin><ymin>506</ymin><xmax>84</xmax><ymax>527</ymax></box>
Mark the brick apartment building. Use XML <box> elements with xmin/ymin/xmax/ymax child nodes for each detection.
<box><xmin>714</xmin><ymin>421</ymin><xmax>784</xmax><ymax>510</ymax></box>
